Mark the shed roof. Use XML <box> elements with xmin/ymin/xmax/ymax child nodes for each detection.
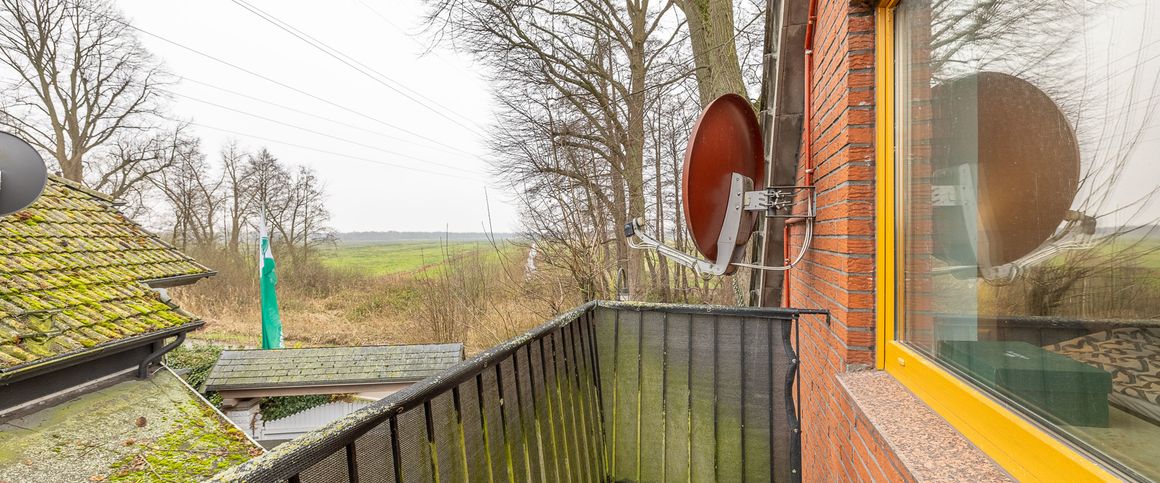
<box><xmin>0</xmin><ymin>177</ymin><xmax>213</xmax><ymax>374</ymax></box>
<box><xmin>204</xmin><ymin>343</ymin><xmax>465</xmax><ymax>391</ymax></box>
<box><xmin>0</xmin><ymin>367</ymin><xmax>261</xmax><ymax>481</ymax></box>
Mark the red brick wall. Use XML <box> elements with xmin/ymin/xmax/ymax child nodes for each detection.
<box><xmin>786</xmin><ymin>0</ymin><xmax>888</xmax><ymax>480</ymax></box>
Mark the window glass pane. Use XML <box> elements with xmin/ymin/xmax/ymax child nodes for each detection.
<box><xmin>895</xmin><ymin>0</ymin><xmax>1160</xmax><ymax>478</ymax></box>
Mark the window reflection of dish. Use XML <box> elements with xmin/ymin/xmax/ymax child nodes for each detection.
<box><xmin>927</xmin><ymin>72</ymin><xmax>1083</xmax><ymax>281</ymax></box>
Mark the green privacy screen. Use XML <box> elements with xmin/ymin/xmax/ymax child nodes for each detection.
<box><xmin>212</xmin><ymin>302</ymin><xmax>824</xmax><ymax>483</ymax></box>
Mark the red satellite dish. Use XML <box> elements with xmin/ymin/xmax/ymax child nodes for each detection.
<box><xmin>682</xmin><ymin>93</ymin><xmax>764</xmax><ymax>262</ymax></box>
<box><xmin>625</xmin><ymin>93</ymin><xmax>814</xmax><ymax>279</ymax></box>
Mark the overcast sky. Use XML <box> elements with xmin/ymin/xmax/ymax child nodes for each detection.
<box><xmin>114</xmin><ymin>0</ymin><xmax>518</xmax><ymax>233</ymax></box>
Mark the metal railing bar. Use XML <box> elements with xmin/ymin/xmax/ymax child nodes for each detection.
<box><xmin>660</xmin><ymin>311</ymin><xmax>669</xmax><ymax>483</ymax></box>
<box><xmin>509</xmin><ymin>350</ymin><xmax>535</xmax><ymax>483</ymax></box>
<box><xmin>767</xmin><ymin>316</ymin><xmax>777</xmax><ymax>480</ymax></box>
<box><xmin>389</xmin><ymin>416</ymin><xmax>403</xmax><ymax>483</ymax></box>
<box><xmin>577</xmin><ymin>310</ymin><xmax>605</xmax><ymax>479</ymax></box>
<box><xmin>565</xmin><ymin>319</ymin><xmax>597</xmax><ymax>482</ymax></box>
<box><xmin>740</xmin><ymin>317</ymin><xmax>748</xmax><ymax>482</ymax></box>
<box><xmin>635</xmin><ymin>310</ymin><xmax>645</xmax><ymax>483</ymax></box>
<box><xmin>345</xmin><ymin>441</ymin><xmax>359</xmax><ymax>483</ymax></box>
<box><xmin>522</xmin><ymin>344</ymin><xmax>552</xmax><ymax>482</ymax></box>
<box><xmin>528</xmin><ymin>347</ymin><xmax>548</xmax><ymax>482</ymax></box>
<box><xmin>582</xmin><ymin>310</ymin><xmax>608</xmax><ymax>477</ymax></box>
<box><xmin>546</xmin><ymin>333</ymin><xmax>576</xmax><ymax>482</ymax></box>
<box><xmin>423</xmin><ymin>401</ymin><xmax>441</xmax><ymax>483</ymax></box>
<box><xmin>473</xmin><ymin>373</ymin><xmax>496</xmax><ymax>483</ymax></box>
<box><xmin>528</xmin><ymin>343</ymin><xmax>554</xmax><ymax>483</ymax></box>
<box><xmin>685</xmin><ymin>312</ymin><xmax>694</xmax><ymax>483</ymax></box>
<box><xmin>555</xmin><ymin>330</ymin><xmax>585</xmax><ymax>483</ymax></box>
<box><xmin>537</xmin><ymin>337</ymin><xmax>564</xmax><ymax>482</ymax></box>
<box><xmin>452</xmin><ymin>385</ymin><xmax>471</xmax><ymax>483</ymax></box>
<box><xmin>713</xmin><ymin>314</ymin><xmax>720</xmax><ymax>480</ymax></box>
<box><xmin>781</xmin><ymin>317</ymin><xmax>801</xmax><ymax>482</ymax></box>
<box><xmin>594</xmin><ymin>300</ymin><xmax>826</xmax><ymax>318</ymax></box>
<box><xmin>493</xmin><ymin>364</ymin><xmax>515</xmax><ymax>482</ymax></box>
<box><xmin>609</xmin><ymin>307</ymin><xmax>621</xmax><ymax>477</ymax></box>
<box><xmin>557</xmin><ymin>327</ymin><xmax>582</xmax><ymax>481</ymax></box>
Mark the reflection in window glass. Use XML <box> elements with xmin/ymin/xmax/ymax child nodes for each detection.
<box><xmin>895</xmin><ymin>0</ymin><xmax>1160</xmax><ymax>478</ymax></box>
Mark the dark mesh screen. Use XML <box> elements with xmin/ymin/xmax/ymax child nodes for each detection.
<box><xmin>429</xmin><ymin>393</ymin><xmax>465</xmax><ymax>482</ymax></box>
<box><xmin>354</xmin><ymin>421</ymin><xmax>393</xmax><ymax>483</ymax></box>
<box><xmin>513</xmin><ymin>346</ymin><xmax>544</xmax><ymax>481</ymax></box>
<box><xmin>211</xmin><ymin>303</ymin><xmax>803</xmax><ymax>483</ymax></box>
<box><xmin>297</xmin><ymin>446</ymin><xmax>349</xmax><ymax>483</ymax></box>
<box><xmin>593</xmin><ymin>306</ymin><xmax>799</xmax><ymax>483</ymax></box>
<box><xmin>457</xmin><ymin>378</ymin><xmax>490</xmax><ymax>481</ymax></box>
<box><xmin>396</xmin><ymin>406</ymin><xmax>432</xmax><ymax>483</ymax></box>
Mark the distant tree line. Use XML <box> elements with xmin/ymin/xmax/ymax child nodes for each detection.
<box><xmin>0</xmin><ymin>0</ymin><xmax>332</xmax><ymax>267</ymax></box>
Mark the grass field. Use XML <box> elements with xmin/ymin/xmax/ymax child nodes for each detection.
<box><xmin>176</xmin><ymin>239</ymin><xmax>553</xmax><ymax>353</ymax></box>
<box><xmin>318</xmin><ymin>241</ymin><xmax>514</xmax><ymax>277</ymax></box>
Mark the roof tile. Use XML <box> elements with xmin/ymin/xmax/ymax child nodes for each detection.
<box><xmin>0</xmin><ymin>178</ymin><xmax>212</xmax><ymax>372</ymax></box>
<box><xmin>204</xmin><ymin>344</ymin><xmax>465</xmax><ymax>390</ymax></box>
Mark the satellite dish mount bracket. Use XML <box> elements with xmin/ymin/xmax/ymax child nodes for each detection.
<box><xmin>627</xmin><ymin>172</ymin><xmax>816</xmax><ymax>278</ymax></box>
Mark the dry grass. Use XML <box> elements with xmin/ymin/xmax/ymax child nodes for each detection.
<box><xmin>171</xmin><ymin>242</ymin><xmax>572</xmax><ymax>355</ymax></box>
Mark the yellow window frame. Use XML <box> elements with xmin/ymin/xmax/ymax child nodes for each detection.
<box><xmin>873</xmin><ymin>1</ymin><xmax>1120</xmax><ymax>480</ymax></box>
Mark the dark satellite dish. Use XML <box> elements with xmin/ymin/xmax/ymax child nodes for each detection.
<box><xmin>682</xmin><ymin>93</ymin><xmax>764</xmax><ymax>264</ymax></box>
<box><xmin>930</xmin><ymin>72</ymin><xmax>1080</xmax><ymax>269</ymax></box>
<box><xmin>0</xmin><ymin>132</ymin><xmax>48</xmax><ymax>216</ymax></box>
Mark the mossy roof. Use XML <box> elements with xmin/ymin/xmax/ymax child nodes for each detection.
<box><xmin>204</xmin><ymin>343</ymin><xmax>465</xmax><ymax>390</ymax></box>
<box><xmin>0</xmin><ymin>367</ymin><xmax>262</xmax><ymax>482</ymax></box>
<box><xmin>0</xmin><ymin>177</ymin><xmax>213</xmax><ymax>372</ymax></box>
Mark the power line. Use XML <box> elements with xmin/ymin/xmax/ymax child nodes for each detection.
<box><xmin>185</xmin><ymin>120</ymin><xmax>480</xmax><ymax>181</ymax></box>
<box><xmin>167</xmin><ymin>89</ymin><xmax>484</xmax><ymax>175</ymax></box>
<box><xmin>0</xmin><ymin>76</ymin><xmax>485</xmax><ymax>181</ymax></box>
<box><xmin>177</xmin><ymin>76</ymin><xmax>474</xmax><ymax>158</ymax></box>
<box><xmin>353</xmin><ymin>0</ymin><xmax>445</xmax><ymax>59</ymax></box>
<box><xmin>72</xmin><ymin>3</ymin><xmax>486</xmax><ymax>159</ymax></box>
<box><xmin>231</xmin><ymin>0</ymin><xmax>490</xmax><ymax>137</ymax></box>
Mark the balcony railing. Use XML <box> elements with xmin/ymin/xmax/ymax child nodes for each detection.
<box><xmin>212</xmin><ymin>301</ymin><xmax>826</xmax><ymax>483</ymax></box>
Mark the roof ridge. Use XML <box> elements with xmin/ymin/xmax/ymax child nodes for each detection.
<box><xmin>46</xmin><ymin>175</ymin><xmax>119</xmax><ymax>204</ymax></box>
<box><xmin>221</xmin><ymin>342</ymin><xmax>465</xmax><ymax>353</ymax></box>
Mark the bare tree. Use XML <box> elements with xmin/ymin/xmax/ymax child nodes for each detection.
<box><xmin>426</xmin><ymin>0</ymin><xmax>694</xmax><ymax>298</ymax></box>
<box><xmin>0</xmin><ymin>0</ymin><xmax>169</xmax><ymax>182</ymax></box>
<box><xmin>151</xmin><ymin>134</ymin><xmax>220</xmax><ymax>249</ymax></box>
<box><xmin>239</xmin><ymin>148</ymin><xmax>332</xmax><ymax>268</ymax></box>
<box><xmin>220</xmin><ymin>140</ymin><xmax>255</xmax><ymax>255</ymax></box>
<box><xmin>275</xmin><ymin>166</ymin><xmax>333</xmax><ymax>267</ymax></box>
<box><xmin>84</xmin><ymin>122</ymin><xmax>193</xmax><ymax>219</ymax></box>
<box><xmin>245</xmin><ymin>147</ymin><xmax>292</xmax><ymax>233</ymax></box>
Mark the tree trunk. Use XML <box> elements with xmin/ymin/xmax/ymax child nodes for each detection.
<box><xmin>624</xmin><ymin>1</ymin><xmax>649</xmax><ymax>298</ymax></box>
<box><xmin>653</xmin><ymin>123</ymin><xmax>672</xmax><ymax>302</ymax></box>
<box><xmin>676</xmin><ymin>0</ymin><xmax>749</xmax><ymax>105</ymax></box>
<box><xmin>60</xmin><ymin>154</ymin><xmax>83</xmax><ymax>182</ymax></box>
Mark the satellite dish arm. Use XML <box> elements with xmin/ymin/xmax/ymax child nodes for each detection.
<box><xmin>627</xmin><ymin>172</ymin><xmax>816</xmax><ymax>278</ymax></box>
<box><xmin>627</xmin><ymin>173</ymin><xmax>751</xmax><ymax>277</ymax></box>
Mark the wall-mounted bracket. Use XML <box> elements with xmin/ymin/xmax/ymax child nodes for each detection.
<box><xmin>627</xmin><ymin>173</ymin><xmax>818</xmax><ymax>278</ymax></box>
<box><xmin>745</xmin><ymin>185</ymin><xmax>817</xmax><ymax>219</ymax></box>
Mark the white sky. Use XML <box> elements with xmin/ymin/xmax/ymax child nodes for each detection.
<box><xmin>114</xmin><ymin>0</ymin><xmax>518</xmax><ymax>233</ymax></box>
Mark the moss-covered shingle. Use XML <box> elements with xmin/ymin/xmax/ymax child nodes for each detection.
<box><xmin>0</xmin><ymin>177</ymin><xmax>213</xmax><ymax>371</ymax></box>
<box><xmin>204</xmin><ymin>344</ymin><xmax>465</xmax><ymax>391</ymax></box>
